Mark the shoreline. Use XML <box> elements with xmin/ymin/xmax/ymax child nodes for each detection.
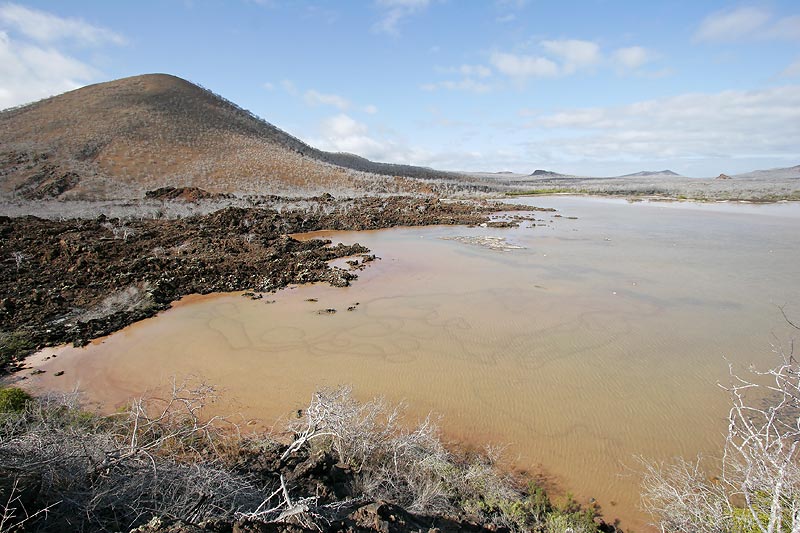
<box><xmin>0</xmin><ymin>196</ymin><xmax>543</xmax><ymax>372</ymax></box>
<box><xmin>1</xmin><ymin>379</ymin><xmax>621</xmax><ymax>533</ymax></box>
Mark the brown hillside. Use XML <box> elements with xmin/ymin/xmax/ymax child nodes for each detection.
<box><xmin>0</xmin><ymin>74</ymin><xmax>466</xmax><ymax>199</ymax></box>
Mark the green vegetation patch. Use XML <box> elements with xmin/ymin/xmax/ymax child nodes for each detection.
<box><xmin>463</xmin><ymin>483</ymin><xmax>600</xmax><ymax>532</ymax></box>
<box><xmin>0</xmin><ymin>330</ymin><xmax>36</xmax><ymax>368</ymax></box>
<box><xmin>0</xmin><ymin>386</ymin><xmax>33</xmax><ymax>412</ymax></box>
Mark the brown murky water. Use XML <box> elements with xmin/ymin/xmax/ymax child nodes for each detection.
<box><xmin>20</xmin><ymin>197</ymin><xmax>800</xmax><ymax>530</ymax></box>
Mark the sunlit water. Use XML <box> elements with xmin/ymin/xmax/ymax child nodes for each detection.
<box><xmin>21</xmin><ymin>197</ymin><xmax>800</xmax><ymax>530</ymax></box>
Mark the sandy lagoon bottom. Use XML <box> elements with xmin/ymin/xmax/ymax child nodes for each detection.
<box><xmin>21</xmin><ymin>197</ymin><xmax>800</xmax><ymax>530</ymax></box>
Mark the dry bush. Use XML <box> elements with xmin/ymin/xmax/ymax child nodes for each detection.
<box><xmin>0</xmin><ymin>382</ymin><xmax>268</xmax><ymax>532</ymax></box>
<box><xmin>281</xmin><ymin>387</ymin><xmax>458</xmax><ymax>513</ymax></box>
<box><xmin>0</xmin><ymin>383</ymin><xmax>604</xmax><ymax>532</ymax></box>
<box><xmin>641</xmin><ymin>312</ymin><xmax>800</xmax><ymax>533</ymax></box>
<box><xmin>274</xmin><ymin>387</ymin><xmax>594</xmax><ymax>532</ymax></box>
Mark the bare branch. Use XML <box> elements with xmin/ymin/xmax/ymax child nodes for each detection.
<box><xmin>779</xmin><ymin>304</ymin><xmax>800</xmax><ymax>332</ymax></box>
<box><xmin>642</xmin><ymin>336</ymin><xmax>800</xmax><ymax>533</ymax></box>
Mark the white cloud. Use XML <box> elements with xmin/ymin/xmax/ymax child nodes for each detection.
<box><xmin>695</xmin><ymin>7</ymin><xmax>800</xmax><ymax>42</ymax></box>
<box><xmin>280</xmin><ymin>79</ymin><xmax>298</xmax><ymax>95</ymax></box>
<box><xmin>321</xmin><ymin>113</ymin><xmax>368</xmax><ymax>138</ymax></box>
<box><xmin>0</xmin><ymin>3</ymin><xmax>125</xmax><ymax>45</ymax></box>
<box><xmin>373</xmin><ymin>0</ymin><xmax>430</xmax><ymax>35</ymax></box>
<box><xmin>524</xmin><ymin>86</ymin><xmax>800</xmax><ymax>163</ymax></box>
<box><xmin>494</xmin><ymin>0</ymin><xmax>527</xmax><ymax>23</ymax></box>
<box><xmin>262</xmin><ymin>81</ymin><xmax>275</xmax><ymax>90</ymax></box>
<box><xmin>613</xmin><ymin>46</ymin><xmax>654</xmax><ymax>70</ymax></box>
<box><xmin>541</xmin><ymin>39</ymin><xmax>600</xmax><ymax>73</ymax></box>
<box><xmin>425</xmin><ymin>64</ymin><xmax>494</xmax><ymax>92</ymax></box>
<box><xmin>303</xmin><ymin>108</ymin><xmax>487</xmax><ymax>169</ymax></box>
<box><xmin>490</xmin><ymin>51</ymin><xmax>559</xmax><ymax>78</ymax></box>
<box><xmin>490</xmin><ymin>39</ymin><xmax>609</xmax><ymax>79</ymax></box>
<box><xmin>0</xmin><ymin>4</ymin><xmax>126</xmax><ymax>109</ymax></box>
<box><xmin>0</xmin><ymin>30</ymin><xmax>99</xmax><ymax>109</ymax></box>
<box><xmin>421</xmin><ymin>78</ymin><xmax>492</xmax><ymax>93</ymax></box>
<box><xmin>314</xmin><ymin>113</ymin><xmax>405</xmax><ymax>161</ymax></box>
<box><xmin>304</xmin><ymin>89</ymin><xmax>350</xmax><ymax>110</ymax></box>
<box><xmin>695</xmin><ymin>7</ymin><xmax>771</xmax><ymax>42</ymax></box>
<box><xmin>448</xmin><ymin>64</ymin><xmax>491</xmax><ymax>78</ymax></box>
<box><xmin>768</xmin><ymin>15</ymin><xmax>800</xmax><ymax>40</ymax></box>
<box><xmin>782</xmin><ymin>58</ymin><xmax>800</xmax><ymax>78</ymax></box>
<box><xmin>284</xmin><ymin>83</ymin><xmax>376</xmax><ymax>114</ymax></box>
<box><xmin>313</xmin><ymin>113</ymin><xmax>454</xmax><ymax>167</ymax></box>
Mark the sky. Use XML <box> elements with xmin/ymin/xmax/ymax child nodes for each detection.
<box><xmin>1</xmin><ymin>1</ymin><xmax>799</xmax><ymax>177</ymax></box>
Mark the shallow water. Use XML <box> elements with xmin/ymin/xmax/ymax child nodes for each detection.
<box><xmin>22</xmin><ymin>197</ymin><xmax>800</xmax><ymax>530</ymax></box>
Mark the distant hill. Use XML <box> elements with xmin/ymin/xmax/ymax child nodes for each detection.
<box><xmin>0</xmin><ymin>74</ymin><xmax>468</xmax><ymax>200</ymax></box>
<box><xmin>618</xmin><ymin>170</ymin><xmax>681</xmax><ymax>178</ymax></box>
<box><xmin>732</xmin><ymin>165</ymin><xmax>800</xmax><ymax>180</ymax></box>
<box><xmin>530</xmin><ymin>169</ymin><xmax>567</xmax><ymax>177</ymax></box>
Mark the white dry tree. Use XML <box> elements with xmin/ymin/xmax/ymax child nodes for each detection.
<box><xmin>0</xmin><ymin>381</ymin><xmax>265</xmax><ymax>532</ymax></box>
<box><xmin>641</xmin><ymin>309</ymin><xmax>800</xmax><ymax>533</ymax></box>
<box><xmin>279</xmin><ymin>386</ymin><xmax>403</xmax><ymax>465</ymax></box>
<box><xmin>10</xmin><ymin>251</ymin><xmax>27</xmax><ymax>271</ymax></box>
<box><xmin>271</xmin><ymin>386</ymin><xmax>523</xmax><ymax>521</ymax></box>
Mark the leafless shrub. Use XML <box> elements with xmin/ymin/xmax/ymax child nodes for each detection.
<box><xmin>640</xmin><ymin>455</ymin><xmax>732</xmax><ymax>532</ymax></box>
<box><xmin>0</xmin><ymin>383</ymin><xmax>593</xmax><ymax>532</ymax></box>
<box><xmin>641</xmin><ymin>312</ymin><xmax>800</xmax><ymax>533</ymax></box>
<box><xmin>0</xmin><ymin>381</ymin><xmax>267</xmax><ymax>531</ymax></box>
<box><xmin>0</xmin><ymin>479</ymin><xmax>60</xmax><ymax>533</ymax></box>
<box><xmin>277</xmin><ymin>387</ymin><xmax>526</xmax><ymax>524</ymax></box>
<box><xmin>101</xmin><ymin>220</ymin><xmax>136</xmax><ymax>240</ymax></box>
<box><xmin>10</xmin><ymin>251</ymin><xmax>27</xmax><ymax>271</ymax></box>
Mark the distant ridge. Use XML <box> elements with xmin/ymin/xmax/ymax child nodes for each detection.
<box><xmin>530</xmin><ymin>169</ymin><xmax>566</xmax><ymax>177</ymax></box>
<box><xmin>0</xmin><ymin>73</ymin><xmax>468</xmax><ymax>199</ymax></box>
<box><xmin>732</xmin><ymin>165</ymin><xmax>800</xmax><ymax>180</ymax></box>
<box><xmin>619</xmin><ymin>170</ymin><xmax>681</xmax><ymax>177</ymax></box>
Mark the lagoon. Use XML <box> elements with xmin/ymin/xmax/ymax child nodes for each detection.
<box><xmin>25</xmin><ymin>197</ymin><xmax>800</xmax><ymax>530</ymax></box>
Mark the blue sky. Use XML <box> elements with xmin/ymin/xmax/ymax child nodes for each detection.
<box><xmin>1</xmin><ymin>1</ymin><xmax>799</xmax><ymax>176</ymax></box>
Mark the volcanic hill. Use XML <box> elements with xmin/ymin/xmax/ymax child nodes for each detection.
<box><xmin>0</xmin><ymin>74</ymin><xmax>467</xmax><ymax>200</ymax></box>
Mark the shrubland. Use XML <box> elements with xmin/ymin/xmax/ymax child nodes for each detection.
<box><xmin>0</xmin><ymin>383</ymin><xmax>613</xmax><ymax>532</ymax></box>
